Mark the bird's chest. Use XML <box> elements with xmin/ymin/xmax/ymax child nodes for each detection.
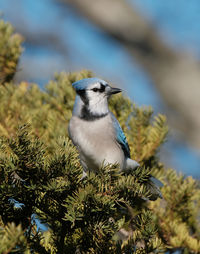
<box><xmin>69</xmin><ymin>116</ymin><xmax>114</xmax><ymax>150</ymax></box>
<box><xmin>68</xmin><ymin>116</ymin><xmax>121</xmax><ymax>169</ymax></box>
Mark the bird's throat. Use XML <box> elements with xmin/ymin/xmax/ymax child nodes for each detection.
<box><xmin>80</xmin><ymin>105</ymin><xmax>108</xmax><ymax>121</ymax></box>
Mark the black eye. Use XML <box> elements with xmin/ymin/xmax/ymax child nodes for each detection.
<box><xmin>92</xmin><ymin>88</ymin><xmax>98</xmax><ymax>92</ymax></box>
<box><xmin>99</xmin><ymin>84</ymin><xmax>105</xmax><ymax>92</ymax></box>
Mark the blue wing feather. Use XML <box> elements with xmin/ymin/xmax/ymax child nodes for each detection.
<box><xmin>111</xmin><ymin>113</ymin><xmax>130</xmax><ymax>158</ymax></box>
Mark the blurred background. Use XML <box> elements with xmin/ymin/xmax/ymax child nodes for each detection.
<box><xmin>0</xmin><ymin>0</ymin><xmax>200</xmax><ymax>177</ymax></box>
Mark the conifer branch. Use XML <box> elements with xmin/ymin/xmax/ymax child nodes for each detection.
<box><xmin>0</xmin><ymin>18</ymin><xmax>200</xmax><ymax>253</ymax></box>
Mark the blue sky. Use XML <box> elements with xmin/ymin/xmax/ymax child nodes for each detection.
<box><xmin>132</xmin><ymin>0</ymin><xmax>200</xmax><ymax>56</ymax></box>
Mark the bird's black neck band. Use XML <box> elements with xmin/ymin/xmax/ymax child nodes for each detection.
<box><xmin>80</xmin><ymin>105</ymin><xmax>108</xmax><ymax>121</ymax></box>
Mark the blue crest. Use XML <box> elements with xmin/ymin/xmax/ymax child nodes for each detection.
<box><xmin>72</xmin><ymin>78</ymin><xmax>105</xmax><ymax>91</ymax></box>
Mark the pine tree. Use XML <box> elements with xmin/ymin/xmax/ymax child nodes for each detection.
<box><xmin>0</xmin><ymin>19</ymin><xmax>200</xmax><ymax>254</ymax></box>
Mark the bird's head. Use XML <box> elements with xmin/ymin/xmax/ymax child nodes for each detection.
<box><xmin>72</xmin><ymin>78</ymin><xmax>121</xmax><ymax>120</ymax></box>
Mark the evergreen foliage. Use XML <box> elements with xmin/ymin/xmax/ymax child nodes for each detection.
<box><xmin>0</xmin><ymin>19</ymin><xmax>200</xmax><ymax>253</ymax></box>
<box><xmin>0</xmin><ymin>20</ymin><xmax>23</xmax><ymax>83</ymax></box>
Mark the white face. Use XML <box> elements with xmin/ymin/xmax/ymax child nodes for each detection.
<box><xmin>73</xmin><ymin>80</ymin><xmax>121</xmax><ymax>118</ymax></box>
<box><xmin>85</xmin><ymin>82</ymin><xmax>110</xmax><ymax>115</ymax></box>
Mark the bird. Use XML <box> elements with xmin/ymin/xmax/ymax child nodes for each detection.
<box><xmin>68</xmin><ymin>77</ymin><xmax>163</xmax><ymax>200</ymax></box>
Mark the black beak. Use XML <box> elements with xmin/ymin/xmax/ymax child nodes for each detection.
<box><xmin>109</xmin><ymin>87</ymin><xmax>122</xmax><ymax>95</ymax></box>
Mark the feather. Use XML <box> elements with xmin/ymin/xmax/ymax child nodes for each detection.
<box><xmin>111</xmin><ymin>113</ymin><xmax>130</xmax><ymax>158</ymax></box>
<box><xmin>72</xmin><ymin>78</ymin><xmax>105</xmax><ymax>91</ymax></box>
<box><xmin>147</xmin><ymin>176</ymin><xmax>163</xmax><ymax>200</ymax></box>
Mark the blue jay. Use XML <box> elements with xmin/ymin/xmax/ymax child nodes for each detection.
<box><xmin>68</xmin><ymin>78</ymin><xmax>162</xmax><ymax>199</ymax></box>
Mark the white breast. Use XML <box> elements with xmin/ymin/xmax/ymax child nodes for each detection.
<box><xmin>68</xmin><ymin>114</ymin><xmax>125</xmax><ymax>171</ymax></box>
